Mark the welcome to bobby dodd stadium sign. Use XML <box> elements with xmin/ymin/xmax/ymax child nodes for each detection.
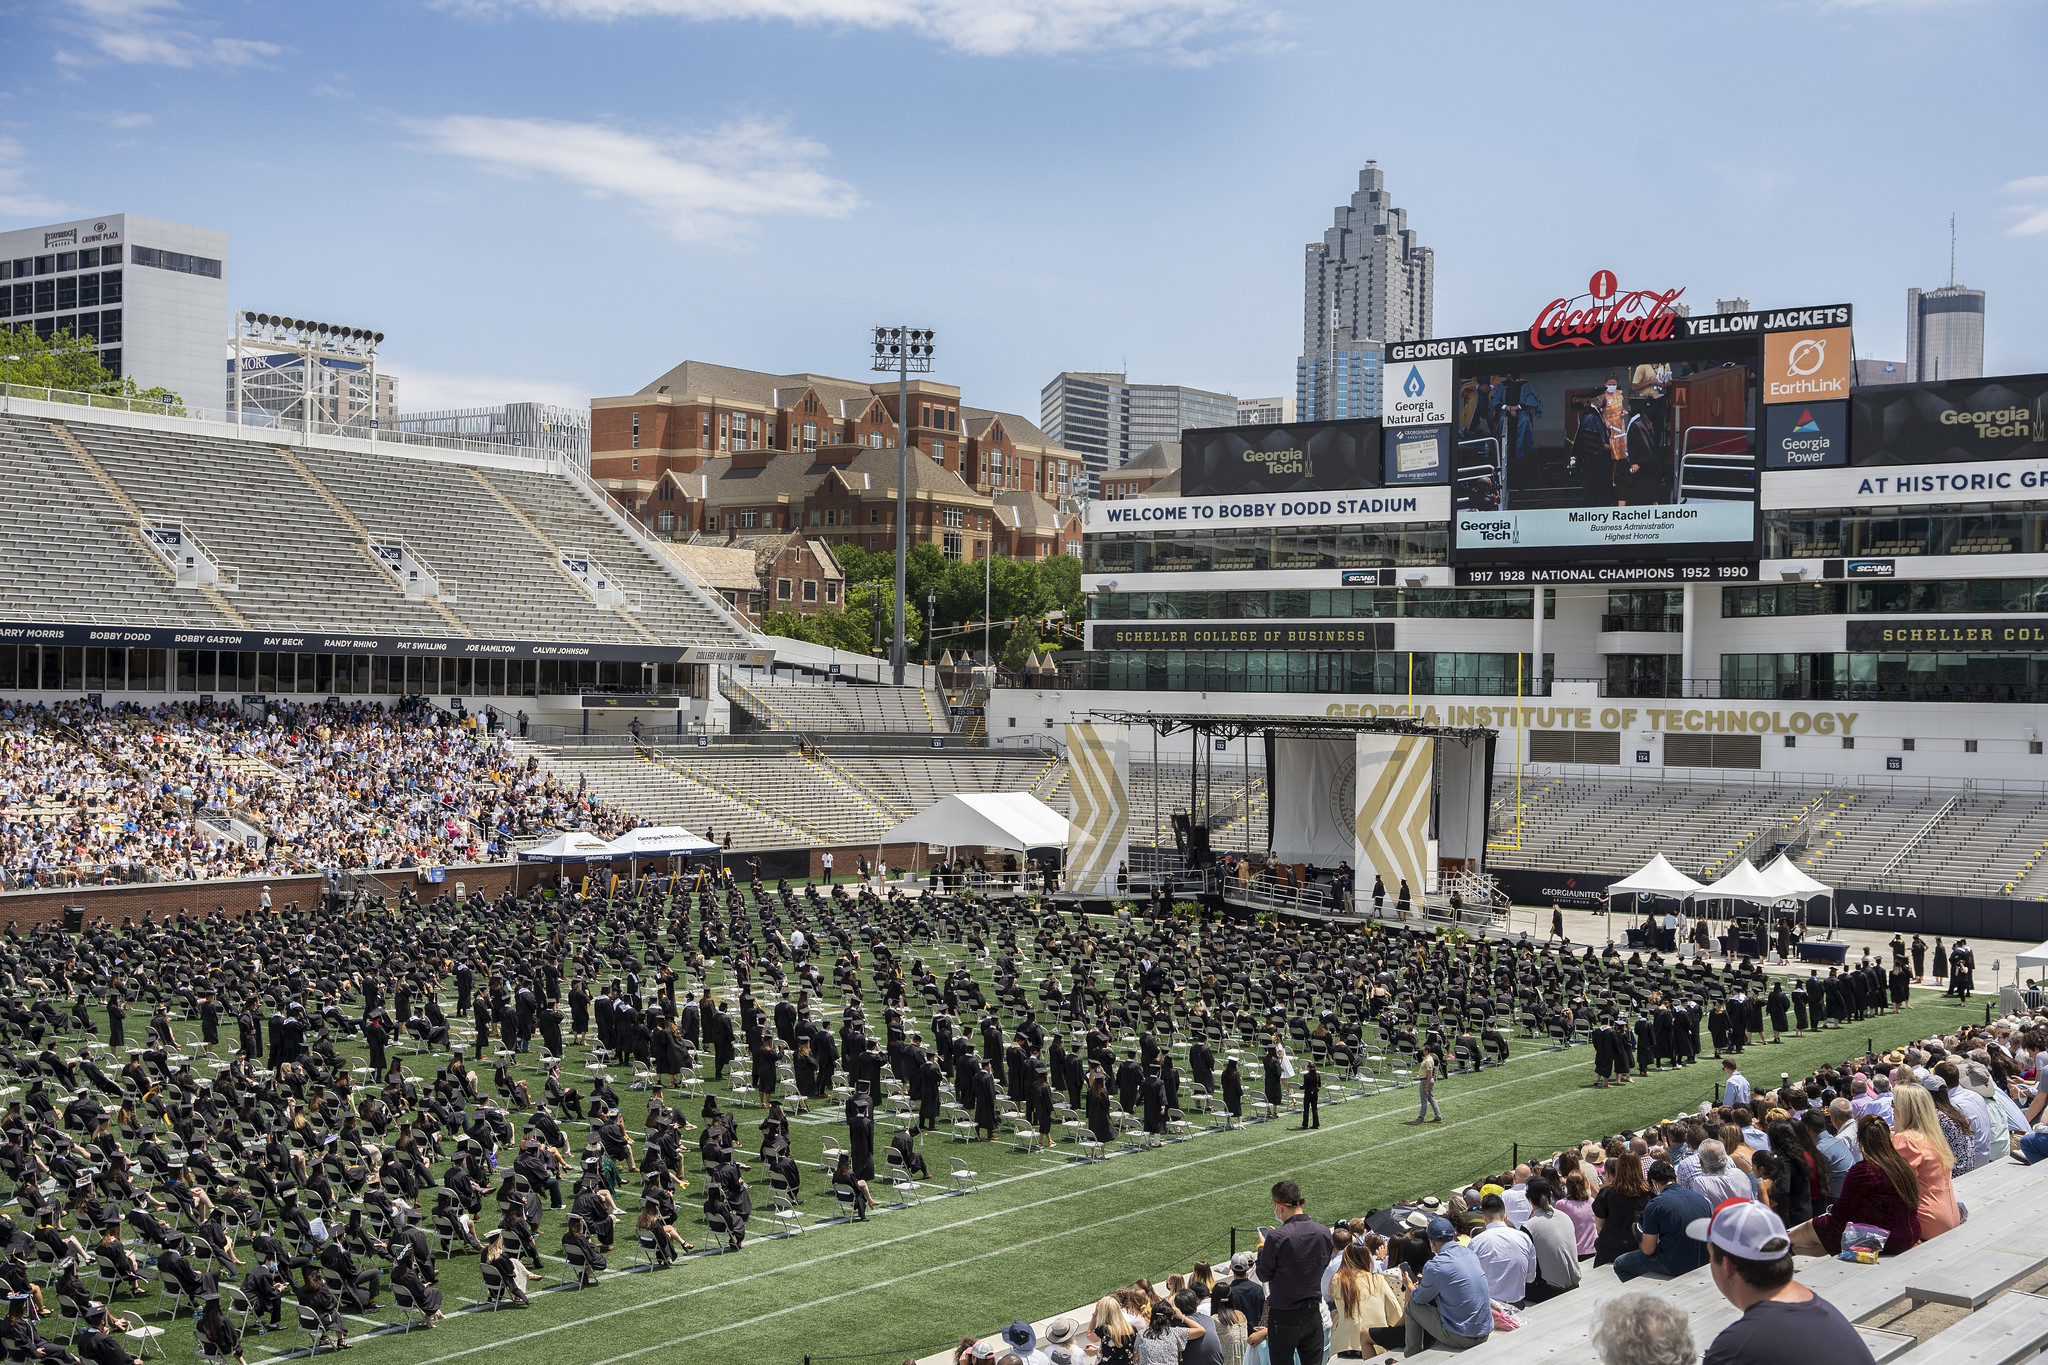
<box><xmin>1084</xmin><ymin>485</ymin><xmax>1449</xmax><ymax>533</ymax></box>
<box><xmin>0</xmin><ymin>621</ymin><xmax>693</xmax><ymax>664</ymax></box>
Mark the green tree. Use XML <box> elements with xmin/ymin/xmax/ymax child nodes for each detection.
<box><xmin>0</xmin><ymin>324</ymin><xmax>184</xmax><ymax>410</ymax></box>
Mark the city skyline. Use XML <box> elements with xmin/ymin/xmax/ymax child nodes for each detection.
<box><xmin>2</xmin><ymin>2</ymin><xmax>2043</xmax><ymax>419</ymax></box>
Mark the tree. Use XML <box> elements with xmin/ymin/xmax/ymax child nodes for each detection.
<box><xmin>0</xmin><ymin>324</ymin><xmax>184</xmax><ymax>410</ymax></box>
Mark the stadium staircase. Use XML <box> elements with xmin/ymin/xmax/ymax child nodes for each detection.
<box><xmin>461</xmin><ymin>469</ymin><xmax>664</xmax><ymax>644</ymax></box>
<box><xmin>510</xmin><ymin>742</ymin><xmax>806</xmax><ymax>848</ymax></box>
<box><xmin>275</xmin><ymin>447</ymin><xmax>472</xmax><ymax>637</ymax></box>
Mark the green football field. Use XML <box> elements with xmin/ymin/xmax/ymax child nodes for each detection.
<box><xmin>67</xmin><ymin>915</ymin><xmax>1992</xmax><ymax>1365</ymax></box>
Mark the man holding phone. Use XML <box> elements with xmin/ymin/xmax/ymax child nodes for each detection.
<box><xmin>1254</xmin><ymin>1180</ymin><xmax>1332</xmax><ymax>1365</ymax></box>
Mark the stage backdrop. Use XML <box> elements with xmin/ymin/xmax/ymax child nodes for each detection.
<box><xmin>1354</xmin><ymin>734</ymin><xmax>1435</xmax><ymax>897</ymax></box>
<box><xmin>1064</xmin><ymin>723</ymin><xmax>1130</xmax><ymax>897</ymax></box>
<box><xmin>1435</xmin><ymin>735</ymin><xmax>1493</xmax><ymax>866</ymax></box>
<box><xmin>1270</xmin><ymin>736</ymin><xmax>1359</xmax><ymax>866</ymax></box>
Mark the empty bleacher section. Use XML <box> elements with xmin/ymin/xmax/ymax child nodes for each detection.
<box><xmin>0</xmin><ymin>411</ymin><xmax>748</xmax><ymax>647</ymax></box>
<box><xmin>511</xmin><ymin>744</ymin><xmax>805</xmax><ymax>849</ymax></box>
<box><xmin>723</xmin><ymin>678</ymin><xmax>950</xmax><ymax>733</ymax></box>
<box><xmin>1491</xmin><ymin>772</ymin><xmax>2048</xmax><ymax>901</ymax></box>
<box><xmin>0</xmin><ymin>419</ymin><xmax>234</xmax><ymax>628</ymax></box>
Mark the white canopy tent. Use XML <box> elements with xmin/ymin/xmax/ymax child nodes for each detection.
<box><xmin>1698</xmin><ymin>859</ymin><xmax>1785</xmax><ymax>905</ymax></box>
<box><xmin>604</xmin><ymin>826</ymin><xmax>718</xmax><ymax>858</ymax></box>
<box><xmin>882</xmin><ymin>793</ymin><xmax>1069</xmax><ymax>853</ymax></box>
<box><xmin>1603</xmin><ymin>854</ymin><xmax>1705</xmax><ymax>945</ymax></box>
<box><xmin>2017</xmin><ymin>940</ymin><xmax>2048</xmax><ymax>974</ymax></box>
<box><xmin>517</xmin><ymin>831</ymin><xmax>619</xmax><ymax>863</ymax></box>
<box><xmin>1758</xmin><ymin>854</ymin><xmax>1837</xmax><ymax>936</ymax></box>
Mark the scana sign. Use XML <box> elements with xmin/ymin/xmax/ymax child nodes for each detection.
<box><xmin>1530</xmin><ymin>272</ymin><xmax>1687</xmax><ymax>352</ymax></box>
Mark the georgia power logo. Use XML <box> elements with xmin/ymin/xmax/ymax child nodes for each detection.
<box><xmin>1786</xmin><ymin>338</ymin><xmax>1828</xmax><ymax>377</ymax></box>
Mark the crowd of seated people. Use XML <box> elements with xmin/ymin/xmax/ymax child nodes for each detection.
<box><xmin>935</xmin><ymin>1009</ymin><xmax>2047</xmax><ymax>1365</ymax></box>
<box><xmin>0</xmin><ymin>698</ymin><xmax>635</xmax><ymax>887</ymax></box>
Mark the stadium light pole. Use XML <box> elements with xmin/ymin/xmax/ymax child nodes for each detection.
<box><xmin>872</xmin><ymin>326</ymin><xmax>935</xmax><ymax>686</ymax></box>
<box><xmin>1</xmin><ymin>355</ymin><xmax>19</xmax><ymax>414</ymax></box>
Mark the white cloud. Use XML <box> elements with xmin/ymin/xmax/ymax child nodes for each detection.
<box><xmin>54</xmin><ymin>0</ymin><xmax>279</xmax><ymax>69</ymax></box>
<box><xmin>2003</xmin><ymin>174</ymin><xmax>2048</xmax><ymax>237</ymax></box>
<box><xmin>0</xmin><ymin>137</ymin><xmax>70</xmax><ymax>219</ymax></box>
<box><xmin>441</xmin><ymin>0</ymin><xmax>1281</xmax><ymax>62</ymax></box>
<box><xmin>385</xmin><ymin>362</ymin><xmax>591</xmax><ymax>414</ymax></box>
<box><xmin>407</xmin><ymin>115</ymin><xmax>861</xmax><ymax>242</ymax></box>
<box><xmin>96</xmin><ymin>112</ymin><xmax>155</xmax><ymax>129</ymax></box>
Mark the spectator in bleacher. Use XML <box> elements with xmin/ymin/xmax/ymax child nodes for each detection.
<box><xmin>1252</xmin><ymin>1181</ymin><xmax>1329</xmax><ymax>1365</ymax></box>
<box><xmin>1720</xmin><ymin>1058</ymin><xmax>1751</xmax><ymax>1109</ymax></box>
<box><xmin>1087</xmin><ymin>1296</ymin><xmax>1137</xmax><ymax>1365</ymax></box>
<box><xmin>1554</xmin><ymin>1169</ymin><xmax>1598</xmax><ymax>1258</ymax></box>
<box><xmin>1789</xmin><ymin>1116</ymin><xmax>1922</xmax><ymax>1258</ymax></box>
<box><xmin>1402</xmin><ymin>1217</ymin><xmax>1493</xmax><ymax>1355</ymax></box>
<box><xmin>1886</xmin><ymin>1086</ymin><xmax>1961</xmax><ymax>1237</ymax></box>
<box><xmin>1612</xmin><ymin>1161</ymin><xmax>1710</xmax><ymax>1282</ymax></box>
<box><xmin>1467</xmin><ymin>1192</ymin><xmax>1534</xmax><ymax>1305</ymax></box>
<box><xmin>1521</xmin><ymin>1176</ymin><xmax>1582</xmax><ymax>1301</ymax></box>
<box><xmin>1686</xmin><ymin>1140</ymin><xmax>1753</xmax><ymax>1206</ymax></box>
<box><xmin>1591</xmin><ymin>1293</ymin><xmax>1696</xmax><ymax>1365</ymax></box>
<box><xmin>1324</xmin><ymin>1242</ymin><xmax>1401</xmax><ymax>1356</ymax></box>
<box><xmin>1590</xmin><ymin>1150</ymin><xmax>1651</xmax><ymax>1267</ymax></box>
<box><xmin>1802</xmin><ymin>1111</ymin><xmax>1855</xmax><ymax>1199</ymax></box>
<box><xmin>1688</xmin><ymin>1200</ymin><xmax>1875</xmax><ymax>1365</ymax></box>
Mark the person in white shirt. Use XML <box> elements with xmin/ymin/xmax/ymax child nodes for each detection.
<box><xmin>1722</xmin><ymin>1060</ymin><xmax>1751</xmax><ymax>1110</ymax></box>
<box><xmin>1500</xmin><ymin>1168</ymin><xmax>1534</xmax><ymax>1226</ymax></box>
<box><xmin>1689</xmin><ymin>1140</ymin><xmax>1754</xmax><ymax>1206</ymax></box>
<box><xmin>1934</xmin><ymin>1060</ymin><xmax>1996</xmax><ymax>1170</ymax></box>
<box><xmin>1520</xmin><ymin>1177</ymin><xmax>1582</xmax><ymax>1303</ymax></box>
<box><xmin>1468</xmin><ymin>1193</ymin><xmax>1535</xmax><ymax>1307</ymax></box>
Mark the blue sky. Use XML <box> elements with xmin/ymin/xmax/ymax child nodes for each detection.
<box><xmin>3</xmin><ymin>0</ymin><xmax>2044</xmax><ymax>418</ymax></box>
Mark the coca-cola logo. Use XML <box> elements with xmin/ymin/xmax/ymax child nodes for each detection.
<box><xmin>1530</xmin><ymin>271</ymin><xmax>1687</xmax><ymax>351</ymax></box>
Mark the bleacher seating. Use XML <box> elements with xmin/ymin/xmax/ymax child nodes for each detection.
<box><xmin>0</xmin><ymin>412</ymin><xmax>747</xmax><ymax>647</ymax></box>
<box><xmin>723</xmin><ymin>678</ymin><xmax>950</xmax><ymax>733</ymax></box>
<box><xmin>1459</xmin><ymin>1151</ymin><xmax>2048</xmax><ymax>1365</ymax></box>
<box><xmin>1490</xmin><ymin>774</ymin><xmax>2048</xmax><ymax>901</ymax></box>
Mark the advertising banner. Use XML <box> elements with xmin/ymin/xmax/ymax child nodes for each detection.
<box><xmin>0</xmin><ymin>620</ymin><xmax>691</xmax><ymax>664</ymax></box>
<box><xmin>1091</xmin><ymin>621</ymin><xmax>1394</xmax><ymax>652</ymax></box>
<box><xmin>1383</xmin><ymin>359</ymin><xmax>1455</xmax><ymax>428</ymax></box>
<box><xmin>1762</xmin><ymin>328</ymin><xmax>1853</xmax><ymax>405</ymax></box>
<box><xmin>1180</xmin><ymin>418</ymin><xmax>1382</xmax><ymax>497</ymax></box>
<box><xmin>1763</xmin><ymin>402</ymin><xmax>1848</xmax><ymax>469</ymax></box>
<box><xmin>1760</xmin><ymin>454</ymin><xmax>2048</xmax><ymax>511</ymax></box>
<box><xmin>1849</xmin><ymin>374</ymin><xmax>2048</xmax><ymax>467</ymax></box>
<box><xmin>1384</xmin><ymin>426</ymin><xmax>1449</xmax><ymax>484</ymax></box>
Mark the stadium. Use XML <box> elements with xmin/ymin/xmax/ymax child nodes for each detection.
<box><xmin>0</xmin><ymin>270</ymin><xmax>2045</xmax><ymax>1365</ymax></box>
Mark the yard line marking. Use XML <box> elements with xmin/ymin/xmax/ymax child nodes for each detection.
<box><xmin>401</xmin><ymin>1054</ymin><xmax>1598</xmax><ymax>1365</ymax></box>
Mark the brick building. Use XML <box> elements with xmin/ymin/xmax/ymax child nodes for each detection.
<box><xmin>593</xmin><ymin>360</ymin><xmax>1082</xmax><ymax>564</ymax></box>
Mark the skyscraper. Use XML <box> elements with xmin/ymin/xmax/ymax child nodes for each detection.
<box><xmin>1296</xmin><ymin>161</ymin><xmax>1432</xmax><ymax>422</ymax></box>
<box><xmin>1906</xmin><ymin>285</ymin><xmax>1985</xmax><ymax>383</ymax></box>
<box><xmin>1039</xmin><ymin>371</ymin><xmax>1236</xmax><ymax>494</ymax></box>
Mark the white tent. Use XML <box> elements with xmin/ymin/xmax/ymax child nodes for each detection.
<box><xmin>517</xmin><ymin>831</ymin><xmax>619</xmax><ymax>863</ymax></box>
<box><xmin>882</xmin><ymin>792</ymin><xmax>1069</xmax><ymax>852</ymax></box>
<box><xmin>2018</xmin><ymin>940</ymin><xmax>2048</xmax><ymax>973</ymax></box>
<box><xmin>1758</xmin><ymin>854</ymin><xmax>1837</xmax><ymax>935</ymax></box>
<box><xmin>604</xmin><ymin>826</ymin><xmax>718</xmax><ymax>857</ymax></box>
<box><xmin>1606</xmin><ymin>854</ymin><xmax>1705</xmax><ymax>898</ymax></box>
<box><xmin>1698</xmin><ymin>859</ymin><xmax>1786</xmax><ymax>905</ymax></box>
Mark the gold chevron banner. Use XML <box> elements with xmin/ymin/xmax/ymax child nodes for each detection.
<box><xmin>1064</xmin><ymin>723</ymin><xmax>1130</xmax><ymax>897</ymax></box>
<box><xmin>1354</xmin><ymin>734</ymin><xmax>1433</xmax><ymax>899</ymax></box>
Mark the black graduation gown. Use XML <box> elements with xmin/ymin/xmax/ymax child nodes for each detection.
<box><xmin>1086</xmin><ymin>1090</ymin><xmax>1113</xmax><ymax>1142</ymax></box>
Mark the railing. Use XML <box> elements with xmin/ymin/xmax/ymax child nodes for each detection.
<box><xmin>1878</xmin><ymin>794</ymin><xmax>1960</xmax><ymax>877</ymax></box>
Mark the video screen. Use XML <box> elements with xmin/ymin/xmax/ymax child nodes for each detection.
<box><xmin>1180</xmin><ymin>418</ymin><xmax>1382</xmax><ymax>498</ymax></box>
<box><xmin>1451</xmin><ymin>338</ymin><xmax>1760</xmax><ymax>568</ymax></box>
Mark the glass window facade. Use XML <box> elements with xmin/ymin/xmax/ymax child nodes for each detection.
<box><xmin>1763</xmin><ymin>505</ymin><xmax>2048</xmax><ymax>559</ymax></box>
<box><xmin>1723</xmin><ymin>578</ymin><xmax>2048</xmax><ymax>617</ymax></box>
<box><xmin>1090</xmin><ymin>587</ymin><xmax>1550</xmax><ymax>621</ymax></box>
<box><xmin>1087</xmin><ymin>650</ymin><xmax>1533</xmax><ymax>695</ymax></box>
<box><xmin>1721</xmin><ymin>652</ymin><xmax>2042</xmax><ymax>702</ymax></box>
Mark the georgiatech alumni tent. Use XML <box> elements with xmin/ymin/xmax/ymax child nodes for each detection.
<box><xmin>1758</xmin><ymin>854</ymin><xmax>1837</xmax><ymax>935</ymax></box>
<box><xmin>603</xmin><ymin>826</ymin><xmax>718</xmax><ymax>857</ymax></box>
<box><xmin>517</xmin><ymin>831</ymin><xmax>620</xmax><ymax>862</ymax></box>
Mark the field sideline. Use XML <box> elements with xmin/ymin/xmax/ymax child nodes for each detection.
<box><xmin>59</xmin><ymin>914</ymin><xmax>1987</xmax><ymax>1365</ymax></box>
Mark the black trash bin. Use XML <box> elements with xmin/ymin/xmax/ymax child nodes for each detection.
<box><xmin>61</xmin><ymin>905</ymin><xmax>84</xmax><ymax>932</ymax></box>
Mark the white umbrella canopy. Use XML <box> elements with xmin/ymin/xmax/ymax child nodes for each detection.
<box><xmin>883</xmin><ymin>792</ymin><xmax>1069</xmax><ymax>851</ymax></box>
<box><xmin>1699</xmin><ymin>859</ymin><xmax>1790</xmax><ymax>905</ymax></box>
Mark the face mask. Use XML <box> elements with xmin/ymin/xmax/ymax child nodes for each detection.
<box><xmin>1606</xmin><ymin>384</ymin><xmax>1618</xmax><ymax>393</ymax></box>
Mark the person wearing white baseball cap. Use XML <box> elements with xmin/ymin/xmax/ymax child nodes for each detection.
<box><xmin>1687</xmin><ymin>1198</ymin><xmax>1873</xmax><ymax>1365</ymax></box>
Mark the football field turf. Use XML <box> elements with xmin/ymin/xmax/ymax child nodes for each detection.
<box><xmin>90</xmin><ymin>933</ymin><xmax>1987</xmax><ymax>1365</ymax></box>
